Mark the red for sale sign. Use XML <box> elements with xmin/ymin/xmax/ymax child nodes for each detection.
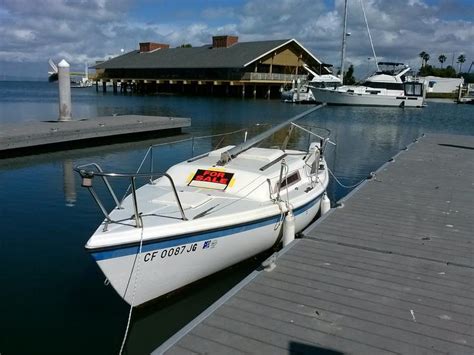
<box><xmin>189</xmin><ymin>169</ymin><xmax>234</xmax><ymax>190</ymax></box>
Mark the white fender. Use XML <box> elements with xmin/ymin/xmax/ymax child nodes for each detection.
<box><xmin>282</xmin><ymin>210</ymin><xmax>295</xmax><ymax>247</ymax></box>
<box><xmin>321</xmin><ymin>192</ymin><xmax>331</xmax><ymax>215</ymax></box>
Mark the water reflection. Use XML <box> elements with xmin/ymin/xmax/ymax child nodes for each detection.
<box><xmin>62</xmin><ymin>159</ymin><xmax>77</xmax><ymax>207</ymax></box>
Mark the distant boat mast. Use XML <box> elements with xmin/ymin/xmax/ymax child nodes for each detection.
<box><xmin>339</xmin><ymin>0</ymin><xmax>380</xmax><ymax>80</ymax></box>
<box><xmin>360</xmin><ymin>0</ymin><xmax>379</xmax><ymax>72</ymax></box>
<box><xmin>339</xmin><ymin>0</ymin><xmax>348</xmax><ymax>82</ymax></box>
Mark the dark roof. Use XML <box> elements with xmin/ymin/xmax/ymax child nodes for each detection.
<box><xmin>94</xmin><ymin>39</ymin><xmax>297</xmax><ymax>70</ymax></box>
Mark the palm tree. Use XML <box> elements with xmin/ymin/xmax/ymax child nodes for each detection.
<box><xmin>419</xmin><ymin>51</ymin><xmax>427</xmax><ymax>67</ymax></box>
<box><xmin>419</xmin><ymin>51</ymin><xmax>430</xmax><ymax>67</ymax></box>
<box><xmin>438</xmin><ymin>54</ymin><xmax>447</xmax><ymax>68</ymax></box>
<box><xmin>423</xmin><ymin>52</ymin><xmax>430</xmax><ymax>66</ymax></box>
<box><xmin>457</xmin><ymin>54</ymin><xmax>466</xmax><ymax>73</ymax></box>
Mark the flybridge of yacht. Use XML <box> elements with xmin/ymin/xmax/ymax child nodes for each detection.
<box><xmin>375</xmin><ymin>62</ymin><xmax>409</xmax><ymax>76</ymax></box>
<box><xmin>378</xmin><ymin>62</ymin><xmax>405</xmax><ymax>66</ymax></box>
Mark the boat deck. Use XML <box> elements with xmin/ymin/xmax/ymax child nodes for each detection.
<box><xmin>0</xmin><ymin>115</ymin><xmax>190</xmax><ymax>158</ymax></box>
<box><xmin>154</xmin><ymin>133</ymin><xmax>474</xmax><ymax>354</ymax></box>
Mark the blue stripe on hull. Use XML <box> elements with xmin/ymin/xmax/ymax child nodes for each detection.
<box><xmin>90</xmin><ymin>192</ymin><xmax>323</xmax><ymax>261</ymax></box>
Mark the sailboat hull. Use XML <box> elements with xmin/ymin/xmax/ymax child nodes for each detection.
<box><xmin>91</xmin><ymin>194</ymin><xmax>323</xmax><ymax>306</ymax></box>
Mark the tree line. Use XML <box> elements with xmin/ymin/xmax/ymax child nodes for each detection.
<box><xmin>418</xmin><ymin>51</ymin><xmax>468</xmax><ymax>78</ymax></box>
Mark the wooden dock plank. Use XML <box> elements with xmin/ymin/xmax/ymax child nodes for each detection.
<box><xmin>280</xmin><ymin>253</ymin><xmax>474</xmax><ymax>302</ymax></box>
<box><xmin>176</xmin><ymin>333</ymin><xmax>245</xmax><ymax>354</ymax></box>
<box><xmin>162</xmin><ymin>346</ymin><xmax>198</xmax><ymax>355</ymax></box>
<box><xmin>244</xmin><ymin>277</ymin><xmax>473</xmax><ymax>341</ymax></box>
<box><xmin>288</xmin><ymin>247</ymin><xmax>472</xmax><ymax>292</ymax></box>
<box><xmin>156</xmin><ymin>133</ymin><xmax>474</xmax><ymax>355</ymax></box>
<box><xmin>230</xmin><ymin>288</ymin><xmax>468</xmax><ymax>354</ymax></box>
<box><xmin>210</xmin><ymin>304</ymin><xmax>396</xmax><ymax>354</ymax></box>
<box><xmin>311</xmin><ymin>231</ymin><xmax>473</xmax><ymax>267</ymax></box>
<box><xmin>252</xmin><ymin>260</ymin><xmax>474</xmax><ymax>326</ymax></box>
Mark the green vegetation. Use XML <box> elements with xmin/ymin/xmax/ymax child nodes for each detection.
<box><xmin>343</xmin><ymin>64</ymin><xmax>356</xmax><ymax>85</ymax></box>
<box><xmin>418</xmin><ymin>51</ymin><xmax>470</xmax><ymax>79</ymax></box>
<box><xmin>461</xmin><ymin>73</ymin><xmax>474</xmax><ymax>84</ymax></box>
<box><xmin>419</xmin><ymin>51</ymin><xmax>430</xmax><ymax>67</ymax></box>
<box><xmin>457</xmin><ymin>54</ymin><xmax>466</xmax><ymax>73</ymax></box>
<box><xmin>179</xmin><ymin>43</ymin><xmax>192</xmax><ymax>48</ymax></box>
<box><xmin>418</xmin><ymin>64</ymin><xmax>457</xmax><ymax>77</ymax></box>
<box><xmin>438</xmin><ymin>54</ymin><xmax>447</xmax><ymax>68</ymax></box>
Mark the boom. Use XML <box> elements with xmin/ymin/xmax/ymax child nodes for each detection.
<box><xmin>218</xmin><ymin>103</ymin><xmax>326</xmax><ymax>165</ymax></box>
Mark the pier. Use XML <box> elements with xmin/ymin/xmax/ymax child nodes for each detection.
<box><xmin>93</xmin><ymin>36</ymin><xmax>331</xmax><ymax>99</ymax></box>
<box><xmin>0</xmin><ymin>115</ymin><xmax>190</xmax><ymax>158</ymax></box>
<box><xmin>155</xmin><ymin>133</ymin><xmax>473</xmax><ymax>354</ymax></box>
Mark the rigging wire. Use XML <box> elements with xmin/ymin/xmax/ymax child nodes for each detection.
<box><xmin>360</xmin><ymin>0</ymin><xmax>379</xmax><ymax>71</ymax></box>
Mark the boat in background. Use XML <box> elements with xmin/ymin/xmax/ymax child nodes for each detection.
<box><xmin>48</xmin><ymin>59</ymin><xmax>92</xmax><ymax>87</ymax></box>
<box><xmin>75</xmin><ymin>105</ymin><xmax>332</xmax><ymax>306</ymax></box>
<box><xmin>457</xmin><ymin>83</ymin><xmax>474</xmax><ymax>104</ymax></box>
<box><xmin>311</xmin><ymin>62</ymin><xmax>426</xmax><ymax>107</ymax></box>
<box><xmin>281</xmin><ymin>64</ymin><xmax>341</xmax><ymax>103</ymax></box>
<box><xmin>311</xmin><ymin>0</ymin><xmax>425</xmax><ymax>108</ymax></box>
<box><xmin>70</xmin><ymin>75</ymin><xmax>93</xmax><ymax>88</ymax></box>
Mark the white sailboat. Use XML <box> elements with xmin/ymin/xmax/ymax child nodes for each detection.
<box><xmin>76</xmin><ymin>105</ymin><xmax>332</xmax><ymax>306</ymax></box>
<box><xmin>310</xmin><ymin>0</ymin><xmax>426</xmax><ymax>107</ymax></box>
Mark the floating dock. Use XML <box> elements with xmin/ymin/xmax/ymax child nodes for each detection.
<box><xmin>0</xmin><ymin>115</ymin><xmax>190</xmax><ymax>158</ymax></box>
<box><xmin>155</xmin><ymin>133</ymin><xmax>473</xmax><ymax>354</ymax></box>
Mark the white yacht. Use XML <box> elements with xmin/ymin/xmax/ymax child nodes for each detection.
<box><xmin>76</xmin><ymin>105</ymin><xmax>332</xmax><ymax>306</ymax></box>
<box><xmin>310</xmin><ymin>0</ymin><xmax>425</xmax><ymax>107</ymax></box>
<box><xmin>311</xmin><ymin>62</ymin><xmax>426</xmax><ymax>107</ymax></box>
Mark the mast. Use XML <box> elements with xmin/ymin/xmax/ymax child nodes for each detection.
<box><xmin>339</xmin><ymin>0</ymin><xmax>348</xmax><ymax>82</ymax></box>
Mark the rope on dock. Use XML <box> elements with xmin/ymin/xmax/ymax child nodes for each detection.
<box><xmin>327</xmin><ymin>165</ymin><xmax>367</xmax><ymax>189</ymax></box>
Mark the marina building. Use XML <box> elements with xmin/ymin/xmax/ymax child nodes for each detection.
<box><xmin>93</xmin><ymin>35</ymin><xmax>331</xmax><ymax>98</ymax></box>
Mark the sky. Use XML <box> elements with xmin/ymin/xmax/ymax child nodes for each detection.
<box><xmin>0</xmin><ymin>0</ymin><xmax>473</xmax><ymax>80</ymax></box>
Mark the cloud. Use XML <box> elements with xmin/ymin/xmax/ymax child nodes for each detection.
<box><xmin>0</xmin><ymin>0</ymin><xmax>472</xmax><ymax>79</ymax></box>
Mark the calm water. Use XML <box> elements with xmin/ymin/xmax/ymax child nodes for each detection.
<box><xmin>0</xmin><ymin>81</ymin><xmax>473</xmax><ymax>354</ymax></box>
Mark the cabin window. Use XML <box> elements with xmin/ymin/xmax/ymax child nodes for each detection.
<box><xmin>362</xmin><ymin>82</ymin><xmax>404</xmax><ymax>90</ymax></box>
<box><xmin>404</xmin><ymin>83</ymin><xmax>423</xmax><ymax>96</ymax></box>
<box><xmin>279</xmin><ymin>171</ymin><xmax>301</xmax><ymax>190</ymax></box>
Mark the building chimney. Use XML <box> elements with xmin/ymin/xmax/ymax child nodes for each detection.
<box><xmin>139</xmin><ymin>42</ymin><xmax>169</xmax><ymax>53</ymax></box>
<box><xmin>212</xmin><ymin>35</ymin><xmax>238</xmax><ymax>48</ymax></box>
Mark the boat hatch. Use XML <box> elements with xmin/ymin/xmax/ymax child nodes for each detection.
<box><xmin>152</xmin><ymin>191</ymin><xmax>212</xmax><ymax>209</ymax></box>
<box><xmin>239</xmin><ymin>148</ymin><xmax>284</xmax><ymax>163</ymax></box>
